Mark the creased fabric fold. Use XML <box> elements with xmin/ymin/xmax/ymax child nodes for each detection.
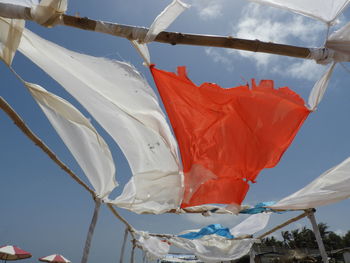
<box><xmin>151</xmin><ymin>65</ymin><xmax>310</xmax><ymax>209</ymax></box>
<box><xmin>19</xmin><ymin>29</ymin><xmax>182</xmax><ymax>214</ymax></box>
<box><xmin>26</xmin><ymin>82</ymin><xmax>117</xmax><ymax>198</ymax></box>
<box><xmin>270</xmin><ymin>157</ymin><xmax>350</xmax><ymax>210</ymax></box>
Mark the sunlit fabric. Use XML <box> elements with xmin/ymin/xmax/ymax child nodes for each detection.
<box><xmin>151</xmin><ymin>65</ymin><xmax>310</xmax><ymax>208</ymax></box>
<box><xmin>326</xmin><ymin>22</ymin><xmax>350</xmax><ymax>62</ymax></box>
<box><xmin>247</xmin><ymin>0</ymin><xmax>350</xmax><ymax>24</ymax></box>
<box><xmin>0</xmin><ymin>0</ymin><xmax>38</xmax><ymax>7</ymax></box>
<box><xmin>138</xmin><ymin>233</ymin><xmax>170</xmax><ymax>261</ymax></box>
<box><xmin>308</xmin><ymin>63</ymin><xmax>336</xmax><ymax>111</ymax></box>
<box><xmin>19</xmin><ymin>29</ymin><xmax>182</xmax><ymax>214</ymax></box>
<box><xmin>170</xmin><ymin>236</ymin><xmax>256</xmax><ymax>263</ymax></box>
<box><xmin>143</xmin><ymin>0</ymin><xmax>189</xmax><ymax>43</ymax></box>
<box><xmin>270</xmin><ymin>157</ymin><xmax>350</xmax><ymax>210</ymax></box>
<box><xmin>26</xmin><ymin>82</ymin><xmax>117</xmax><ymax>198</ymax></box>
<box><xmin>230</xmin><ymin>212</ymin><xmax>271</xmax><ymax>236</ymax></box>
<box><xmin>30</xmin><ymin>0</ymin><xmax>67</xmax><ymax>25</ymax></box>
<box><xmin>0</xmin><ymin>17</ymin><xmax>24</xmax><ymax>65</ymax></box>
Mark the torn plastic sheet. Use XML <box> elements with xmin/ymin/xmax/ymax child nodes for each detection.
<box><xmin>26</xmin><ymin>82</ymin><xmax>117</xmax><ymax>198</ymax></box>
<box><xmin>151</xmin><ymin>65</ymin><xmax>310</xmax><ymax>209</ymax></box>
<box><xmin>138</xmin><ymin>233</ymin><xmax>170</xmax><ymax>261</ymax></box>
<box><xmin>19</xmin><ymin>29</ymin><xmax>182</xmax><ymax>214</ymax></box>
<box><xmin>270</xmin><ymin>157</ymin><xmax>350</xmax><ymax>210</ymax></box>
<box><xmin>170</xmin><ymin>236</ymin><xmax>256</xmax><ymax>263</ymax></box>
<box><xmin>0</xmin><ymin>17</ymin><xmax>24</xmax><ymax>65</ymax></box>
<box><xmin>131</xmin><ymin>0</ymin><xmax>189</xmax><ymax>65</ymax></box>
<box><xmin>230</xmin><ymin>212</ymin><xmax>271</xmax><ymax>237</ymax></box>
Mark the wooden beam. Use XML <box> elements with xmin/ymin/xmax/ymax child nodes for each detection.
<box><xmin>257</xmin><ymin>210</ymin><xmax>312</xmax><ymax>239</ymax></box>
<box><xmin>60</xmin><ymin>14</ymin><xmax>312</xmax><ymax>59</ymax></box>
<box><xmin>0</xmin><ymin>3</ymin><xmax>314</xmax><ymax>60</ymax></box>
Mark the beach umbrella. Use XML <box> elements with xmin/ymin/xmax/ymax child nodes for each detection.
<box><xmin>38</xmin><ymin>254</ymin><xmax>71</xmax><ymax>263</ymax></box>
<box><xmin>0</xmin><ymin>245</ymin><xmax>32</xmax><ymax>262</ymax></box>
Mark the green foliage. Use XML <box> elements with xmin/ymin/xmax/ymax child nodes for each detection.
<box><xmin>262</xmin><ymin>223</ymin><xmax>348</xmax><ymax>250</ymax></box>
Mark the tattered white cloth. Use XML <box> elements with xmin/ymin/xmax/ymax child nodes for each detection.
<box><xmin>0</xmin><ymin>0</ymin><xmax>67</xmax><ymax>65</ymax></box>
<box><xmin>0</xmin><ymin>0</ymin><xmax>38</xmax><ymax>7</ymax></box>
<box><xmin>230</xmin><ymin>212</ymin><xmax>271</xmax><ymax>237</ymax></box>
<box><xmin>166</xmin><ymin>213</ymin><xmax>270</xmax><ymax>262</ymax></box>
<box><xmin>270</xmin><ymin>157</ymin><xmax>350</xmax><ymax>210</ymax></box>
<box><xmin>170</xmin><ymin>236</ymin><xmax>256</xmax><ymax>263</ymax></box>
<box><xmin>0</xmin><ymin>17</ymin><xmax>24</xmax><ymax>65</ymax></box>
<box><xmin>19</xmin><ymin>29</ymin><xmax>182</xmax><ymax>214</ymax></box>
<box><xmin>138</xmin><ymin>233</ymin><xmax>170</xmax><ymax>261</ymax></box>
<box><xmin>26</xmin><ymin>82</ymin><xmax>117</xmax><ymax>198</ymax></box>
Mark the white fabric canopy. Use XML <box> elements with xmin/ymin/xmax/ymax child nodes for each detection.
<box><xmin>26</xmin><ymin>82</ymin><xmax>117</xmax><ymax>198</ymax></box>
<box><xmin>144</xmin><ymin>0</ymin><xmax>189</xmax><ymax>43</ymax></box>
<box><xmin>308</xmin><ymin>63</ymin><xmax>336</xmax><ymax>111</ymax></box>
<box><xmin>0</xmin><ymin>0</ymin><xmax>38</xmax><ymax>7</ymax></box>
<box><xmin>138</xmin><ymin>234</ymin><xmax>170</xmax><ymax>261</ymax></box>
<box><xmin>171</xmin><ymin>213</ymin><xmax>268</xmax><ymax>263</ymax></box>
<box><xmin>131</xmin><ymin>0</ymin><xmax>189</xmax><ymax>65</ymax></box>
<box><xmin>326</xmin><ymin>21</ymin><xmax>350</xmax><ymax>62</ymax></box>
<box><xmin>230</xmin><ymin>213</ymin><xmax>271</xmax><ymax>237</ymax></box>
<box><xmin>19</xmin><ymin>29</ymin><xmax>182</xmax><ymax>214</ymax></box>
<box><xmin>247</xmin><ymin>0</ymin><xmax>350</xmax><ymax>24</ymax></box>
<box><xmin>170</xmin><ymin>236</ymin><xmax>256</xmax><ymax>263</ymax></box>
<box><xmin>270</xmin><ymin>157</ymin><xmax>350</xmax><ymax>210</ymax></box>
<box><xmin>0</xmin><ymin>0</ymin><xmax>67</xmax><ymax>65</ymax></box>
<box><xmin>30</xmin><ymin>0</ymin><xmax>67</xmax><ymax>25</ymax></box>
<box><xmin>0</xmin><ymin>17</ymin><xmax>24</xmax><ymax>65</ymax></box>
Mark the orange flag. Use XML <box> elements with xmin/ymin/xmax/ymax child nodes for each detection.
<box><xmin>150</xmin><ymin>65</ymin><xmax>311</xmax><ymax>208</ymax></box>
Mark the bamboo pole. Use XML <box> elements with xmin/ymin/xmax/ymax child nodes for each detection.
<box><xmin>60</xmin><ymin>15</ymin><xmax>312</xmax><ymax>59</ymax></box>
<box><xmin>0</xmin><ymin>3</ymin><xmax>315</xmax><ymax>60</ymax></box>
<box><xmin>257</xmin><ymin>210</ymin><xmax>312</xmax><ymax>239</ymax></box>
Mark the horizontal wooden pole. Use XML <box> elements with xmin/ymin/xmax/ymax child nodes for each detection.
<box><xmin>0</xmin><ymin>2</ymin><xmax>314</xmax><ymax>60</ymax></box>
<box><xmin>60</xmin><ymin>14</ymin><xmax>312</xmax><ymax>59</ymax></box>
<box><xmin>257</xmin><ymin>209</ymin><xmax>314</xmax><ymax>239</ymax></box>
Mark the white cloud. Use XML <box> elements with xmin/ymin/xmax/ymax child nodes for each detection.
<box><xmin>272</xmin><ymin>60</ymin><xmax>325</xmax><ymax>81</ymax></box>
<box><xmin>190</xmin><ymin>0</ymin><xmax>224</xmax><ymax>20</ymax></box>
<box><xmin>205</xmin><ymin>47</ymin><xmax>234</xmax><ymax>70</ymax></box>
<box><xmin>230</xmin><ymin>3</ymin><xmax>325</xmax><ymax>67</ymax></box>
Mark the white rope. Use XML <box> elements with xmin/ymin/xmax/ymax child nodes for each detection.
<box><xmin>81</xmin><ymin>199</ymin><xmax>102</xmax><ymax>263</ymax></box>
<box><xmin>119</xmin><ymin>228</ymin><xmax>129</xmax><ymax>263</ymax></box>
<box><xmin>308</xmin><ymin>48</ymin><xmax>335</xmax><ymax>65</ymax></box>
<box><xmin>130</xmin><ymin>241</ymin><xmax>136</xmax><ymax>263</ymax></box>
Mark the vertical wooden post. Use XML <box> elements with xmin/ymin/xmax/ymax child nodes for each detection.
<box><xmin>307</xmin><ymin>209</ymin><xmax>329</xmax><ymax>263</ymax></box>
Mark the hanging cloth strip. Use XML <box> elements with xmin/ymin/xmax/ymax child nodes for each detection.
<box><xmin>150</xmin><ymin>65</ymin><xmax>311</xmax><ymax>209</ymax></box>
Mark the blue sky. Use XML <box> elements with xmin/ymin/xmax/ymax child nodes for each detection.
<box><xmin>1</xmin><ymin>0</ymin><xmax>350</xmax><ymax>262</ymax></box>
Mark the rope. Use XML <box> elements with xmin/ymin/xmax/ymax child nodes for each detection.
<box><xmin>119</xmin><ymin>228</ymin><xmax>129</xmax><ymax>263</ymax></box>
<box><xmin>107</xmin><ymin>204</ymin><xmax>137</xmax><ymax>239</ymax></box>
<box><xmin>130</xmin><ymin>241</ymin><xmax>136</xmax><ymax>263</ymax></box>
<box><xmin>81</xmin><ymin>199</ymin><xmax>102</xmax><ymax>263</ymax></box>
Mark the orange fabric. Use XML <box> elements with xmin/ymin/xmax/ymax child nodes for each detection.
<box><xmin>150</xmin><ymin>65</ymin><xmax>311</xmax><ymax>208</ymax></box>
